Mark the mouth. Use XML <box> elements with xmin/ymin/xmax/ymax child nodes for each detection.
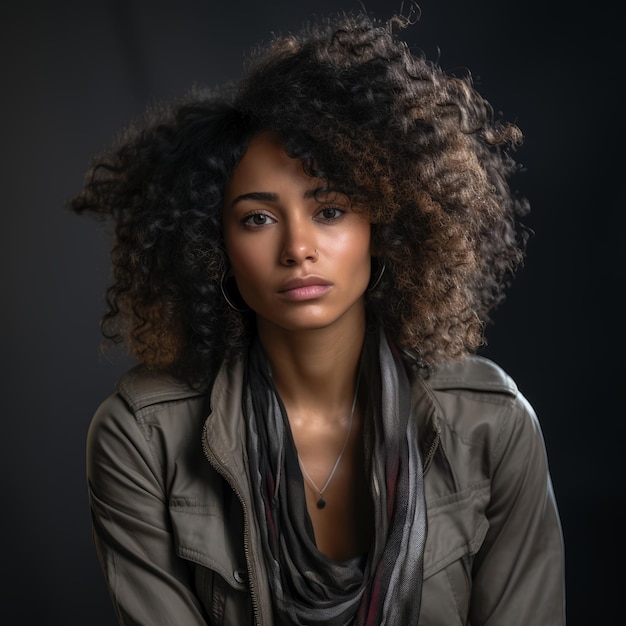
<box><xmin>278</xmin><ymin>275</ymin><xmax>333</xmax><ymax>300</ymax></box>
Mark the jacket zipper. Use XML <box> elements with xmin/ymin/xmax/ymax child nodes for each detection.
<box><xmin>201</xmin><ymin>423</ymin><xmax>262</xmax><ymax>626</ymax></box>
<box><xmin>422</xmin><ymin>426</ymin><xmax>440</xmax><ymax>474</ymax></box>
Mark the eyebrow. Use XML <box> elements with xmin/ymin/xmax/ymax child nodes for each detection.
<box><xmin>229</xmin><ymin>188</ymin><xmax>340</xmax><ymax>208</ymax></box>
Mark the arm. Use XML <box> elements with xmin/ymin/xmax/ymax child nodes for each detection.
<box><xmin>86</xmin><ymin>394</ymin><xmax>210</xmax><ymax>625</ymax></box>
<box><xmin>469</xmin><ymin>394</ymin><xmax>566</xmax><ymax>625</ymax></box>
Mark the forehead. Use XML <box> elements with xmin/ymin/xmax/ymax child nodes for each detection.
<box><xmin>226</xmin><ymin>132</ymin><xmax>310</xmax><ymax>192</ymax></box>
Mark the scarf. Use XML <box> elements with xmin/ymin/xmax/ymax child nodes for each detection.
<box><xmin>243</xmin><ymin>327</ymin><xmax>426</xmax><ymax>625</ymax></box>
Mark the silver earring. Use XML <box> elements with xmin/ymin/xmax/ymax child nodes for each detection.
<box><xmin>367</xmin><ymin>259</ymin><xmax>386</xmax><ymax>292</ymax></box>
<box><xmin>220</xmin><ymin>271</ymin><xmax>248</xmax><ymax>312</ymax></box>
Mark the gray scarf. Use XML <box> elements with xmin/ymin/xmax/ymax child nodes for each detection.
<box><xmin>244</xmin><ymin>327</ymin><xmax>426</xmax><ymax>625</ymax></box>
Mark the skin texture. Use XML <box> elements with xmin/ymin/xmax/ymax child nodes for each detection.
<box><xmin>223</xmin><ymin>132</ymin><xmax>374</xmax><ymax>559</ymax></box>
<box><xmin>223</xmin><ymin>132</ymin><xmax>372</xmax><ymax>338</ymax></box>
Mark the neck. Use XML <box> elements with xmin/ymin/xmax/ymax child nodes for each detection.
<box><xmin>256</xmin><ymin>312</ymin><xmax>366</xmax><ymax>416</ymax></box>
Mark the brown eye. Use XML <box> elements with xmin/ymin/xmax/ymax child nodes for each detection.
<box><xmin>242</xmin><ymin>212</ymin><xmax>276</xmax><ymax>227</ymax></box>
<box><xmin>318</xmin><ymin>207</ymin><xmax>344</xmax><ymax>221</ymax></box>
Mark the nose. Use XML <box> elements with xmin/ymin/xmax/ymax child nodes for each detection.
<box><xmin>280</xmin><ymin>218</ymin><xmax>319</xmax><ymax>266</ymax></box>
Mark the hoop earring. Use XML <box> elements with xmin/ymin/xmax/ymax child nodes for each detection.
<box><xmin>220</xmin><ymin>271</ymin><xmax>248</xmax><ymax>312</ymax></box>
<box><xmin>367</xmin><ymin>258</ymin><xmax>386</xmax><ymax>292</ymax></box>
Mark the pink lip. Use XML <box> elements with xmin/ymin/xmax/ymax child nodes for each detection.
<box><xmin>278</xmin><ymin>275</ymin><xmax>333</xmax><ymax>301</ymax></box>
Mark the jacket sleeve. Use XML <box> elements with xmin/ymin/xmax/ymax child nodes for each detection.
<box><xmin>86</xmin><ymin>393</ymin><xmax>211</xmax><ymax>626</ymax></box>
<box><xmin>469</xmin><ymin>393</ymin><xmax>566</xmax><ymax>625</ymax></box>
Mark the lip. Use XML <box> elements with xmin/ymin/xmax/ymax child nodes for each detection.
<box><xmin>278</xmin><ymin>275</ymin><xmax>333</xmax><ymax>301</ymax></box>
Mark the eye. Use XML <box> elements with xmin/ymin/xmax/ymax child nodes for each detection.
<box><xmin>242</xmin><ymin>212</ymin><xmax>276</xmax><ymax>227</ymax></box>
<box><xmin>316</xmin><ymin>207</ymin><xmax>345</xmax><ymax>221</ymax></box>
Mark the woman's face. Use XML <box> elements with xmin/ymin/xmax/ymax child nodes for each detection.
<box><xmin>222</xmin><ymin>132</ymin><xmax>372</xmax><ymax>335</ymax></box>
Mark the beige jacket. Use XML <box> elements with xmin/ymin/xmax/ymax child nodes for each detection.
<box><xmin>87</xmin><ymin>355</ymin><xmax>565</xmax><ymax>625</ymax></box>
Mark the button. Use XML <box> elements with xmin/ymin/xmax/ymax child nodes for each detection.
<box><xmin>233</xmin><ymin>568</ymin><xmax>247</xmax><ymax>584</ymax></box>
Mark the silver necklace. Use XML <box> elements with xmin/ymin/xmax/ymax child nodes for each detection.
<box><xmin>297</xmin><ymin>376</ymin><xmax>360</xmax><ymax>509</ymax></box>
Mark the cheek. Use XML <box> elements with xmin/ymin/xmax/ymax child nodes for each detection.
<box><xmin>337</xmin><ymin>223</ymin><xmax>372</xmax><ymax>267</ymax></box>
<box><xmin>224</xmin><ymin>226</ymin><xmax>260</xmax><ymax>276</ymax></box>
<box><xmin>226</xmin><ymin>242</ymin><xmax>255</xmax><ymax>275</ymax></box>
<box><xmin>224</xmin><ymin>240</ymin><xmax>265</xmax><ymax>308</ymax></box>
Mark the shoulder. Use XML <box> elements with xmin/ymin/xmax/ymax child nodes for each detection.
<box><xmin>90</xmin><ymin>365</ymin><xmax>207</xmax><ymax>432</ymax></box>
<box><xmin>87</xmin><ymin>365</ymin><xmax>210</xmax><ymax>468</ymax></box>
<box><xmin>422</xmin><ymin>355</ymin><xmax>524</xmax><ymax>424</ymax></box>
<box><xmin>419</xmin><ymin>355</ymin><xmax>542</xmax><ymax>469</ymax></box>
<box><xmin>115</xmin><ymin>364</ymin><xmax>208</xmax><ymax>413</ymax></box>
<box><xmin>425</xmin><ymin>354</ymin><xmax>518</xmax><ymax>397</ymax></box>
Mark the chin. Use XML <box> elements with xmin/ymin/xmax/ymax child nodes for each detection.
<box><xmin>261</xmin><ymin>304</ymin><xmax>367</xmax><ymax>335</ymax></box>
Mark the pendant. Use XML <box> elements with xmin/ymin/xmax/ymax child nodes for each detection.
<box><xmin>316</xmin><ymin>497</ymin><xmax>326</xmax><ymax>509</ymax></box>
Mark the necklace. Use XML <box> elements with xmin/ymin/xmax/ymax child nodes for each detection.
<box><xmin>297</xmin><ymin>376</ymin><xmax>360</xmax><ymax>509</ymax></box>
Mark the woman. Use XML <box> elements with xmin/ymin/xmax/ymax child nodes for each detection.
<box><xmin>71</xmin><ymin>10</ymin><xmax>565</xmax><ymax>625</ymax></box>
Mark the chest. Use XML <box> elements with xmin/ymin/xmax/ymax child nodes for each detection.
<box><xmin>292</xmin><ymin>406</ymin><xmax>374</xmax><ymax>561</ymax></box>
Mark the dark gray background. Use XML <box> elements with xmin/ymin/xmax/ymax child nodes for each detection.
<box><xmin>1</xmin><ymin>1</ymin><xmax>621</xmax><ymax>623</ymax></box>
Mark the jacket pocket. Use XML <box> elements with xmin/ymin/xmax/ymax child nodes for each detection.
<box><xmin>419</xmin><ymin>481</ymin><xmax>490</xmax><ymax>625</ymax></box>
<box><xmin>194</xmin><ymin>565</ymin><xmax>254</xmax><ymax>626</ymax></box>
<box><xmin>169</xmin><ymin>500</ymin><xmax>248</xmax><ymax>589</ymax></box>
<box><xmin>169</xmin><ymin>500</ymin><xmax>253</xmax><ymax>624</ymax></box>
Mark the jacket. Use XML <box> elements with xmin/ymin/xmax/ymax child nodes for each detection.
<box><xmin>86</xmin><ymin>354</ymin><xmax>566</xmax><ymax>625</ymax></box>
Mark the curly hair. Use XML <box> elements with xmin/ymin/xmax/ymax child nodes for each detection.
<box><xmin>70</xmin><ymin>10</ymin><xmax>529</xmax><ymax>384</ymax></box>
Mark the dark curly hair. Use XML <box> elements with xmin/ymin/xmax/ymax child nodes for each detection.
<box><xmin>70</xmin><ymin>10</ymin><xmax>529</xmax><ymax>385</ymax></box>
